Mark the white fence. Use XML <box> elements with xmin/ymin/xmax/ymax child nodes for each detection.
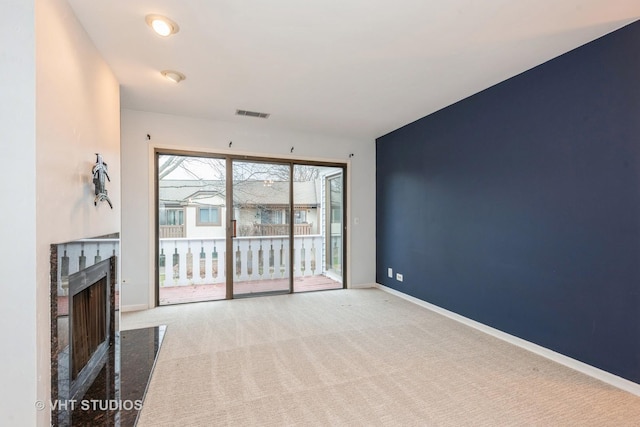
<box><xmin>55</xmin><ymin>239</ymin><xmax>120</xmax><ymax>296</ymax></box>
<box><xmin>54</xmin><ymin>236</ymin><xmax>325</xmax><ymax>293</ymax></box>
<box><xmin>158</xmin><ymin>235</ymin><xmax>324</xmax><ymax>286</ymax></box>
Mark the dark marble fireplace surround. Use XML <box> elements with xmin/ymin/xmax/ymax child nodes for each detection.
<box><xmin>51</xmin><ymin>233</ymin><xmax>165</xmax><ymax>426</ymax></box>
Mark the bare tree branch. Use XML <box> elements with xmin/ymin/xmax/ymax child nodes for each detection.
<box><xmin>158</xmin><ymin>156</ymin><xmax>187</xmax><ymax>180</ymax></box>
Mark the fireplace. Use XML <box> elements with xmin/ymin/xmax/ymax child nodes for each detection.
<box><xmin>68</xmin><ymin>258</ymin><xmax>111</xmax><ymax>400</ymax></box>
<box><xmin>51</xmin><ymin>234</ymin><xmax>167</xmax><ymax>425</ymax></box>
<box><xmin>50</xmin><ymin>235</ymin><xmax>118</xmax><ymax>426</ymax></box>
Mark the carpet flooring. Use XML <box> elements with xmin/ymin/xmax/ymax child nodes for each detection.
<box><xmin>121</xmin><ymin>288</ymin><xmax>640</xmax><ymax>426</ymax></box>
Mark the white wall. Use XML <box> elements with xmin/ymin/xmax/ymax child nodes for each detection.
<box><xmin>0</xmin><ymin>1</ymin><xmax>37</xmax><ymax>424</ymax></box>
<box><xmin>121</xmin><ymin>109</ymin><xmax>375</xmax><ymax>309</ymax></box>
<box><xmin>36</xmin><ymin>0</ymin><xmax>121</xmax><ymax>244</ymax></box>
<box><xmin>16</xmin><ymin>0</ymin><xmax>120</xmax><ymax>425</ymax></box>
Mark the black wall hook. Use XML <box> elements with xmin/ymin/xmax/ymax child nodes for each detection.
<box><xmin>290</xmin><ymin>146</ymin><xmax>294</xmax><ymax>153</ymax></box>
<box><xmin>229</xmin><ymin>141</ymin><xmax>233</xmax><ymax>147</ymax></box>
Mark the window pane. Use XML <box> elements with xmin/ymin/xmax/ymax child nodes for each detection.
<box><xmin>294</xmin><ymin>210</ymin><xmax>307</xmax><ymax>224</ymax></box>
<box><xmin>199</xmin><ymin>208</ymin><xmax>209</xmax><ymax>223</ymax></box>
<box><xmin>199</xmin><ymin>207</ymin><xmax>219</xmax><ymax>224</ymax></box>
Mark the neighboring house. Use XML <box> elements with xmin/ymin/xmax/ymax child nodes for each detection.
<box><xmin>159</xmin><ymin>179</ymin><xmax>323</xmax><ymax>238</ymax></box>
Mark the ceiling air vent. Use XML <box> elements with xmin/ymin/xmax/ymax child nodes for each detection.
<box><xmin>236</xmin><ymin>109</ymin><xmax>270</xmax><ymax>119</ymax></box>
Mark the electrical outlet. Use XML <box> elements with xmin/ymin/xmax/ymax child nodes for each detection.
<box><xmin>396</xmin><ymin>273</ymin><xmax>403</xmax><ymax>282</ymax></box>
<box><xmin>387</xmin><ymin>268</ymin><xmax>393</xmax><ymax>278</ymax></box>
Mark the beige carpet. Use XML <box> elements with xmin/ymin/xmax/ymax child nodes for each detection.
<box><xmin>122</xmin><ymin>289</ymin><xmax>640</xmax><ymax>426</ymax></box>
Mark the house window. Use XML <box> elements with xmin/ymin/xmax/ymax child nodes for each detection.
<box><xmin>197</xmin><ymin>206</ymin><xmax>221</xmax><ymax>226</ymax></box>
<box><xmin>331</xmin><ymin>207</ymin><xmax>341</xmax><ymax>223</ymax></box>
<box><xmin>294</xmin><ymin>209</ymin><xmax>307</xmax><ymax>224</ymax></box>
<box><xmin>260</xmin><ymin>209</ymin><xmax>283</xmax><ymax>225</ymax></box>
<box><xmin>160</xmin><ymin>208</ymin><xmax>184</xmax><ymax>226</ymax></box>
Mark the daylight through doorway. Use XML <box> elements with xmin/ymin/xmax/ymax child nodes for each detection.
<box><xmin>156</xmin><ymin>152</ymin><xmax>345</xmax><ymax>305</ymax></box>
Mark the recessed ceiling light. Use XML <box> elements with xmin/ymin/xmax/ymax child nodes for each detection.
<box><xmin>145</xmin><ymin>14</ymin><xmax>179</xmax><ymax>37</ymax></box>
<box><xmin>161</xmin><ymin>70</ymin><xmax>186</xmax><ymax>83</ymax></box>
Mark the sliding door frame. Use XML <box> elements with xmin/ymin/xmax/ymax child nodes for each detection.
<box><xmin>229</xmin><ymin>156</ymin><xmax>293</xmax><ymax>298</ymax></box>
<box><xmin>154</xmin><ymin>148</ymin><xmax>347</xmax><ymax>306</ymax></box>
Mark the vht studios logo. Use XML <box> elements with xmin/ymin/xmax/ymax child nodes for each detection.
<box><xmin>36</xmin><ymin>399</ymin><xmax>143</xmax><ymax>411</ymax></box>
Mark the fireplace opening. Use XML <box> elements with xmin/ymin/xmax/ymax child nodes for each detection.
<box><xmin>68</xmin><ymin>258</ymin><xmax>111</xmax><ymax>401</ymax></box>
<box><xmin>71</xmin><ymin>276</ymin><xmax>107</xmax><ymax>380</ymax></box>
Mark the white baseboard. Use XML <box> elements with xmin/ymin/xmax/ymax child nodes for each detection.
<box><xmin>120</xmin><ymin>303</ymin><xmax>149</xmax><ymax>313</ymax></box>
<box><xmin>349</xmin><ymin>282</ymin><xmax>376</xmax><ymax>289</ymax></box>
<box><xmin>375</xmin><ymin>283</ymin><xmax>640</xmax><ymax>397</ymax></box>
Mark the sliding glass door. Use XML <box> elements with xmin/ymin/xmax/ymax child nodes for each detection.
<box><xmin>231</xmin><ymin>160</ymin><xmax>291</xmax><ymax>297</ymax></box>
<box><xmin>156</xmin><ymin>151</ymin><xmax>346</xmax><ymax>305</ymax></box>
<box><xmin>293</xmin><ymin>166</ymin><xmax>344</xmax><ymax>292</ymax></box>
<box><xmin>157</xmin><ymin>154</ymin><xmax>227</xmax><ymax>305</ymax></box>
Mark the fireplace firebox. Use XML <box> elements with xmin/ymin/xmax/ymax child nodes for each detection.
<box><xmin>68</xmin><ymin>258</ymin><xmax>111</xmax><ymax>400</ymax></box>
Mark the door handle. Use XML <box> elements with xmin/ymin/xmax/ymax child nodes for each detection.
<box><xmin>231</xmin><ymin>220</ymin><xmax>237</xmax><ymax>238</ymax></box>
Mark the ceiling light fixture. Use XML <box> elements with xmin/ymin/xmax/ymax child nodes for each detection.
<box><xmin>161</xmin><ymin>70</ymin><xmax>186</xmax><ymax>83</ymax></box>
<box><xmin>145</xmin><ymin>14</ymin><xmax>179</xmax><ymax>37</ymax></box>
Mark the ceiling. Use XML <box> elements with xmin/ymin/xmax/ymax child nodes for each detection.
<box><xmin>67</xmin><ymin>0</ymin><xmax>640</xmax><ymax>140</ymax></box>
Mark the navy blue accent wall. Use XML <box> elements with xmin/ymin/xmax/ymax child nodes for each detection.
<box><xmin>376</xmin><ymin>21</ymin><xmax>640</xmax><ymax>383</ymax></box>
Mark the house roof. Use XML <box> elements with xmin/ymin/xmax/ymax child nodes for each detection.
<box><xmin>160</xmin><ymin>180</ymin><xmax>320</xmax><ymax>207</ymax></box>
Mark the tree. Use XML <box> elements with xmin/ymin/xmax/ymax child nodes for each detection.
<box><xmin>158</xmin><ymin>155</ymin><xmax>322</xmax><ymax>182</ymax></box>
<box><xmin>159</xmin><ymin>156</ymin><xmax>226</xmax><ymax>180</ymax></box>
